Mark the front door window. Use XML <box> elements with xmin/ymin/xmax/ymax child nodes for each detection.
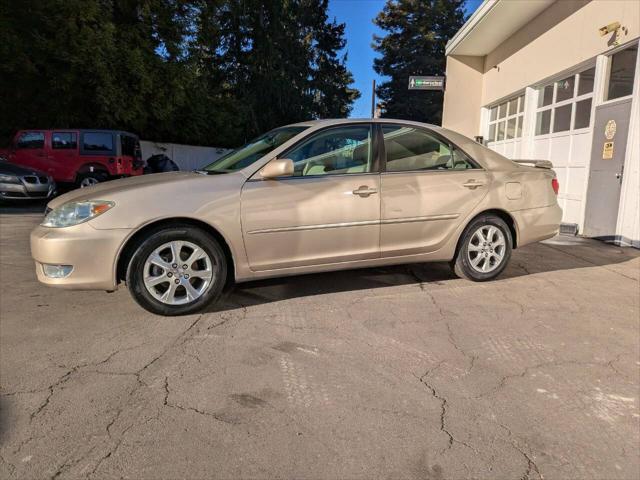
<box><xmin>16</xmin><ymin>132</ymin><xmax>44</xmax><ymax>149</ymax></box>
<box><xmin>286</xmin><ymin>125</ymin><xmax>373</xmax><ymax>176</ymax></box>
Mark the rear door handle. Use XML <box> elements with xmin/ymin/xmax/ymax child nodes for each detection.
<box><xmin>463</xmin><ymin>180</ymin><xmax>485</xmax><ymax>189</ymax></box>
<box><xmin>352</xmin><ymin>186</ymin><xmax>378</xmax><ymax>197</ymax></box>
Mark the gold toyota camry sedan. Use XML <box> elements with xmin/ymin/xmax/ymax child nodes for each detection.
<box><xmin>31</xmin><ymin>119</ymin><xmax>562</xmax><ymax>315</ymax></box>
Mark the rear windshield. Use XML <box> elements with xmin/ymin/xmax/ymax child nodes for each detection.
<box><xmin>204</xmin><ymin>126</ymin><xmax>308</xmax><ymax>173</ymax></box>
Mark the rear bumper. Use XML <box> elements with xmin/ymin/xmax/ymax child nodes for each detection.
<box><xmin>30</xmin><ymin>223</ymin><xmax>131</xmax><ymax>291</ymax></box>
<box><xmin>512</xmin><ymin>204</ymin><xmax>563</xmax><ymax>247</ymax></box>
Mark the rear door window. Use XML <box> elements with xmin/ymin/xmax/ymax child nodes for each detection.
<box><xmin>16</xmin><ymin>132</ymin><xmax>44</xmax><ymax>149</ymax></box>
<box><xmin>52</xmin><ymin>132</ymin><xmax>78</xmax><ymax>150</ymax></box>
<box><xmin>82</xmin><ymin>132</ymin><xmax>114</xmax><ymax>154</ymax></box>
<box><xmin>381</xmin><ymin>125</ymin><xmax>477</xmax><ymax>172</ymax></box>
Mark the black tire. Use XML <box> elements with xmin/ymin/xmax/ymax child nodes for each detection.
<box><xmin>77</xmin><ymin>172</ymin><xmax>108</xmax><ymax>189</ymax></box>
<box><xmin>452</xmin><ymin>215</ymin><xmax>512</xmax><ymax>282</ymax></box>
<box><xmin>126</xmin><ymin>225</ymin><xmax>227</xmax><ymax>316</ymax></box>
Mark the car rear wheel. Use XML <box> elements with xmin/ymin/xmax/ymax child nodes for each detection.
<box><xmin>77</xmin><ymin>172</ymin><xmax>107</xmax><ymax>188</ymax></box>
<box><xmin>126</xmin><ymin>226</ymin><xmax>227</xmax><ymax>315</ymax></box>
<box><xmin>452</xmin><ymin>215</ymin><xmax>512</xmax><ymax>281</ymax></box>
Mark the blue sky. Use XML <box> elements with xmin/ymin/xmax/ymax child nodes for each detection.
<box><xmin>327</xmin><ymin>0</ymin><xmax>483</xmax><ymax>117</ymax></box>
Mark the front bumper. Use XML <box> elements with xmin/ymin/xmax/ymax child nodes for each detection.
<box><xmin>30</xmin><ymin>223</ymin><xmax>132</xmax><ymax>291</ymax></box>
<box><xmin>1</xmin><ymin>178</ymin><xmax>56</xmax><ymax>200</ymax></box>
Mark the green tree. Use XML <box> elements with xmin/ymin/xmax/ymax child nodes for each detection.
<box><xmin>373</xmin><ymin>0</ymin><xmax>465</xmax><ymax>123</ymax></box>
<box><xmin>0</xmin><ymin>0</ymin><xmax>359</xmax><ymax>148</ymax></box>
<box><xmin>307</xmin><ymin>0</ymin><xmax>360</xmax><ymax>119</ymax></box>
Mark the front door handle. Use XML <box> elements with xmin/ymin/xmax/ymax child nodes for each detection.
<box><xmin>463</xmin><ymin>180</ymin><xmax>485</xmax><ymax>189</ymax></box>
<box><xmin>352</xmin><ymin>186</ymin><xmax>378</xmax><ymax>197</ymax></box>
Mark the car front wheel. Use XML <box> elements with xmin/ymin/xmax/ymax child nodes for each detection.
<box><xmin>452</xmin><ymin>215</ymin><xmax>512</xmax><ymax>281</ymax></box>
<box><xmin>126</xmin><ymin>226</ymin><xmax>227</xmax><ymax>315</ymax></box>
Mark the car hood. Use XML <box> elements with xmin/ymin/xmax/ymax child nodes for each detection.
<box><xmin>48</xmin><ymin>171</ymin><xmax>228</xmax><ymax>209</ymax></box>
<box><xmin>0</xmin><ymin>161</ymin><xmax>48</xmax><ymax>177</ymax></box>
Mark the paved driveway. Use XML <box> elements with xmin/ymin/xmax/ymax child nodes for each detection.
<box><xmin>1</xmin><ymin>210</ymin><xmax>639</xmax><ymax>479</ymax></box>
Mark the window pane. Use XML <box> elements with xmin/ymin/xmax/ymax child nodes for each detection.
<box><xmin>574</xmin><ymin>98</ymin><xmax>592</xmax><ymax>129</ymax></box>
<box><xmin>497</xmin><ymin>121</ymin><xmax>506</xmax><ymax>141</ymax></box>
<box><xmin>289</xmin><ymin>125</ymin><xmax>372</xmax><ymax>176</ymax></box>
<box><xmin>553</xmin><ymin>104</ymin><xmax>572</xmax><ymax>133</ymax></box>
<box><xmin>555</xmin><ymin>75</ymin><xmax>575</xmax><ymax>102</ymax></box>
<box><xmin>489</xmin><ymin>107</ymin><xmax>498</xmax><ymax>121</ymax></box>
<box><xmin>488</xmin><ymin>123</ymin><xmax>496</xmax><ymax>142</ymax></box>
<box><xmin>535</xmin><ymin>110</ymin><xmax>551</xmax><ymax>135</ymax></box>
<box><xmin>121</xmin><ymin>135</ymin><xmax>138</xmax><ymax>156</ymax></box>
<box><xmin>16</xmin><ymin>132</ymin><xmax>44</xmax><ymax>149</ymax></box>
<box><xmin>451</xmin><ymin>149</ymin><xmax>477</xmax><ymax>170</ymax></box>
<box><xmin>382</xmin><ymin>126</ymin><xmax>452</xmax><ymax>172</ymax></box>
<box><xmin>52</xmin><ymin>132</ymin><xmax>77</xmax><ymax>150</ymax></box>
<box><xmin>516</xmin><ymin>115</ymin><xmax>523</xmax><ymax>138</ymax></box>
<box><xmin>83</xmin><ymin>133</ymin><xmax>114</xmax><ymax>152</ymax></box>
<box><xmin>518</xmin><ymin>95</ymin><xmax>525</xmax><ymax>113</ymax></box>
<box><xmin>506</xmin><ymin>117</ymin><xmax>517</xmax><ymax>139</ymax></box>
<box><xmin>498</xmin><ymin>103</ymin><xmax>507</xmax><ymax>118</ymax></box>
<box><xmin>538</xmin><ymin>85</ymin><xmax>553</xmax><ymax>107</ymax></box>
<box><xmin>578</xmin><ymin>67</ymin><xmax>595</xmax><ymax>95</ymax></box>
<box><xmin>607</xmin><ymin>45</ymin><xmax>638</xmax><ymax>100</ymax></box>
<box><xmin>508</xmin><ymin>98</ymin><xmax>518</xmax><ymax>116</ymax></box>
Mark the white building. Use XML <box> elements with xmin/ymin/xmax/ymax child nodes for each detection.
<box><xmin>442</xmin><ymin>0</ymin><xmax>639</xmax><ymax>247</ymax></box>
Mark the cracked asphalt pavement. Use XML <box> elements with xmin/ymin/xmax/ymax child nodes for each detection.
<box><xmin>1</xmin><ymin>209</ymin><xmax>639</xmax><ymax>479</ymax></box>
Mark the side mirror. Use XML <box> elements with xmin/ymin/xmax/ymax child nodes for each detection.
<box><xmin>260</xmin><ymin>158</ymin><xmax>294</xmax><ymax>179</ymax></box>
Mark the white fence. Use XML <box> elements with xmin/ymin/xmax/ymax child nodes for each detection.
<box><xmin>140</xmin><ymin>141</ymin><xmax>230</xmax><ymax>171</ymax></box>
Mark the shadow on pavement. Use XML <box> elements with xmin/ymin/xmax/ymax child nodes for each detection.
<box><xmin>0</xmin><ymin>199</ymin><xmax>48</xmax><ymax>215</ymax></box>
<box><xmin>208</xmin><ymin>235</ymin><xmax>638</xmax><ymax>313</ymax></box>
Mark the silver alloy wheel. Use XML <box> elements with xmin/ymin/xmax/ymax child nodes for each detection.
<box><xmin>467</xmin><ymin>225</ymin><xmax>506</xmax><ymax>273</ymax></box>
<box><xmin>143</xmin><ymin>240</ymin><xmax>215</xmax><ymax>305</ymax></box>
<box><xmin>80</xmin><ymin>177</ymin><xmax>99</xmax><ymax>188</ymax></box>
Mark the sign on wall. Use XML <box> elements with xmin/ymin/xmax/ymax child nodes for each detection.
<box><xmin>408</xmin><ymin>76</ymin><xmax>445</xmax><ymax>91</ymax></box>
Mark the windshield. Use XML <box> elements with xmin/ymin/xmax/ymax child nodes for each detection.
<box><xmin>204</xmin><ymin>126</ymin><xmax>308</xmax><ymax>173</ymax></box>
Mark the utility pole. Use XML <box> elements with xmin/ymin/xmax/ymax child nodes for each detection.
<box><xmin>371</xmin><ymin>79</ymin><xmax>376</xmax><ymax>118</ymax></box>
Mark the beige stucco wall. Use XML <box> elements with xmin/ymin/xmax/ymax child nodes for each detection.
<box><xmin>442</xmin><ymin>0</ymin><xmax>640</xmax><ymax>135</ymax></box>
<box><xmin>441</xmin><ymin>55</ymin><xmax>483</xmax><ymax>138</ymax></box>
<box><xmin>483</xmin><ymin>0</ymin><xmax>639</xmax><ymax>105</ymax></box>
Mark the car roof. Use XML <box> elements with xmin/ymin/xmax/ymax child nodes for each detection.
<box><xmin>286</xmin><ymin>118</ymin><xmax>442</xmax><ymax>129</ymax></box>
<box><xmin>16</xmin><ymin>129</ymin><xmax>138</xmax><ymax>137</ymax></box>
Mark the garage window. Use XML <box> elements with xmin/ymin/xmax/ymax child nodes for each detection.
<box><xmin>487</xmin><ymin>94</ymin><xmax>524</xmax><ymax>144</ymax></box>
<box><xmin>535</xmin><ymin>66</ymin><xmax>595</xmax><ymax>135</ymax></box>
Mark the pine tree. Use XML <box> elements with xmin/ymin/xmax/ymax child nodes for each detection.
<box><xmin>0</xmin><ymin>0</ymin><xmax>360</xmax><ymax>148</ymax></box>
<box><xmin>307</xmin><ymin>0</ymin><xmax>360</xmax><ymax>119</ymax></box>
<box><xmin>373</xmin><ymin>0</ymin><xmax>465</xmax><ymax>124</ymax></box>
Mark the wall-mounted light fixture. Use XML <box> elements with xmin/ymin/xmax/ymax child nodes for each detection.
<box><xmin>599</xmin><ymin>21</ymin><xmax>628</xmax><ymax>47</ymax></box>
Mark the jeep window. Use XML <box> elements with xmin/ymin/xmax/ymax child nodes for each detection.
<box><xmin>121</xmin><ymin>135</ymin><xmax>137</xmax><ymax>156</ymax></box>
<box><xmin>52</xmin><ymin>132</ymin><xmax>77</xmax><ymax>150</ymax></box>
<box><xmin>83</xmin><ymin>132</ymin><xmax>114</xmax><ymax>153</ymax></box>
<box><xmin>16</xmin><ymin>132</ymin><xmax>44</xmax><ymax>149</ymax></box>
<box><xmin>204</xmin><ymin>126</ymin><xmax>308</xmax><ymax>173</ymax></box>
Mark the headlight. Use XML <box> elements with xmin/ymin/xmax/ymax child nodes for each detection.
<box><xmin>0</xmin><ymin>174</ymin><xmax>19</xmax><ymax>184</ymax></box>
<box><xmin>41</xmin><ymin>200</ymin><xmax>115</xmax><ymax>228</ymax></box>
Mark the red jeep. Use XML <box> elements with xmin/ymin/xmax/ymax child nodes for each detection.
<box><xmin>1</xmin><ymin>130</ymin><xmax>144</xmax><ymax>188</ymax></box>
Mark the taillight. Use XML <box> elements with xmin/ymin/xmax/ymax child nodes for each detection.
<box><xmin>551</xmin><ymin>178</ymin><xmax>559</xmax><ymax>195</ymax></box>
